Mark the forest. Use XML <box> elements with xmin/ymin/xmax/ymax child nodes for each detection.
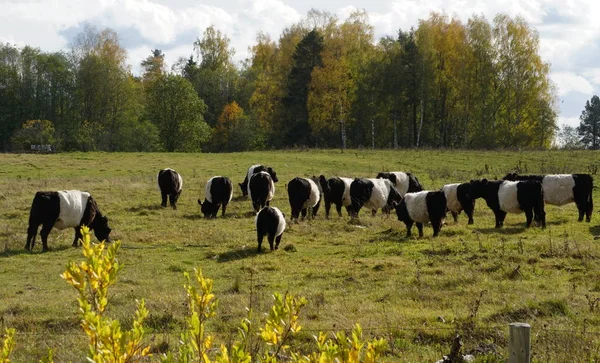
<box><xmin>0</xmin><ymin>10</ymin><xmax>559</xmax><ymax>152</ymax></box>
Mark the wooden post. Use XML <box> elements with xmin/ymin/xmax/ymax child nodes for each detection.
<box><xmin>509</xmin><ymin>322</ymin><xmax>531</xmax><ymax>363</ymax></box>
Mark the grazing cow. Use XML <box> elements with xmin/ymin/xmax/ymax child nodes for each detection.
<box><xmin>287</xmin><ymin>177</ymin><xmax>322</xmax><ymax>221</ymax></box>
<box><xmin>349</xmin><ymin>178</ymin><xmax>402</xmax><ymax>217</ymax></box>
<box><xmin>470</xmin><ymin>179</ymin><xmax>546</xmax><ymax>228</ymax></box>
<box><xmin>441</xmin><ymin>182</ymin><xmax>476</xmax><ymax>224</ymax></box>
<box><xmin>26</xmin><ymin>190</ymin><xmax>112</xmax><ymax>252</ymax></box>
<box><xmin>158</xmin><ymin>168</ymin><xmax>183</xmax><ymax>209</ymax></box>
<box><xmin>255</xmin><ymin>206</ymin><xmax>286</xmax><ymax>252</ymax></box>
<box><xmin>395</xmin><ymin>191</ymin><xmax>447</xmax><ymax>237</ymax></box>
<box><xmin>503</xmin><ymin>173</ymin><xmax>594</xmax><ymax>222</ymax></box>
<box><xmin>239</xmin><ymin>165</ymin><xmax>279</xmax><ymax>196</ymax></box>
<box><xmin>249</xmin><ymin>171</ymin><xmax>275</xmax><ymax>213</ymax></box>
<box><xmin>318</xmin><ymin>175</ymin><xmax>352</xmax><ymax>218</ymax></box>
<box><xmin>198</xmin><ymin>176</ymin><xmax>233</xmax><ymax>218</ymax></box>
<box><xmin>376</xmin><ymin>172</ymin><xmax>423</xmax><ymax>196</ymax></box>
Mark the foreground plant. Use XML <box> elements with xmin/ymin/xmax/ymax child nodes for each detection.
<box><xmin>1</xmin><ymin>328</ymin><xmax>15</xmax><ymax>363</ymax></box>
<box><xmin>61</xmin><ymin>226</ymin><xmax>151</xmax><ymax>362</ymax></box>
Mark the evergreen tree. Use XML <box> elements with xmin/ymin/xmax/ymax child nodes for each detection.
<box><xmin>578</xmin><ymin>95</ymin><xmax>600</xmax><ymax>150</ymax></box>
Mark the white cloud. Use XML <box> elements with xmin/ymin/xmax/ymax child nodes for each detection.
<box><xmin>551</xmin><ymin>72</ymin><xmax>594</xmax><ymax>96</ymax></box>
<box><xmin>558</xmin><ymin>116</ymin><xmax>580</xmax><ymax>127</ymax></box>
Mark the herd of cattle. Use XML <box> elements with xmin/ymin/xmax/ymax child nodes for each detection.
<box><xmin>24</xmin><ymin>164</ymin><xmax>594</xmax><ymax>253</ymax></box>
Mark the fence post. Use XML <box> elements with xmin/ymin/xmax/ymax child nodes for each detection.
<box><xmin>509</xmin><ymin>322</ymin><xmax>531</xmax><ymax>363</ymax></box>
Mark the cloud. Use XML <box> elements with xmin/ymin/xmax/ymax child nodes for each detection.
<box><xmin>558</xmin><ymin>116</ymin><xmax>580</xmax><ymax>127</ymax></box>
<box><xmin>551</xmin><ymin>72</ymin><xmax>594</xmax><ymax>96</ymax></box>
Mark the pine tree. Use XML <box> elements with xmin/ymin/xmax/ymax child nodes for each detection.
<box><xmin>578</xmin><ymin>95</ymin><xmax>600</xmax><ymax>149</ymax></box>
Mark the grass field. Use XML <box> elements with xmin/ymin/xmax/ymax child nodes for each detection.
<box><xmin>2</xmin><ymin>149</ymin><xmax>600</xmax><ymax>362</ymax></box>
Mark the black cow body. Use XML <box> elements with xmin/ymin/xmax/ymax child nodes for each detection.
<box><xmin>441</xmin><ymin>182</ymin><xmax>476</xmax><ymax>224</ymax></box>
<box><xmin>470</xmin><ymin>179</ymin><xmax>546</xmax><ymax>228</ymax></box>
<box><xmin>287</xmin><ymin>177</ymin><xmax>322</xmax><ymax>221</ymax></box>
<box><xmin>255</xmin><ymin>206</ymin><xmax>286</xmax><ymax>252</ymax></box>
<box><xmin>198</xmin><ymin>176</ymin><xmax>233</xmax><ymax>218</ymax></box>
<box><xmin>503</xmin><ymin>173</ymin><xmax>593</xmax><ymax>222</ymax></box>
<box><xmin>249</xmin><ymin>172</ymin><xmax>275</xmax><ymax>213</ymax></box>
<box><xmin>395</xmin><ymin>191</ymin><xmax>447</xmax><ymax>237</ymax></box>
<box><xmin>349</xmin><ymin>178</ymin><xmax>403</xmax><ymax>217</ymax></box>
<box><xmin>158</xmin><ymin>168</ymin><xmax>183</xmax><ymax>209</ymax></box>
<box><xmin>239</xmin><ymin>164</ymin><xmax>278</xmax><ymax>196</ymax></box>
<box><xmin>318</xmin><ymin>175</ymin><xmax>353</xmax><ymax>218</ymax></box>
<box><xmin>26</xmin><ymin>190</ymin><xmax>112</xmax><ymax>252</ymax></box>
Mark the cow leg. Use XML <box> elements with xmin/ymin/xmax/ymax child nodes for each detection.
<box><xmin>325</xmin><ymin>201</ymin><xmax>331</xmax><ymax>219</ymax></box>
<box><xmin>494</xmin><ymin>210</ymin><xmax>506</xmax><ymax>228</ymax></box>
<box><xmin>416</xmin><ymin>223</ymin><xmax>424</xmax><ymax>238</ymax></box>
<box><xmin>301</xmin><ymin>208</ymin><xmax>308</xmax><ymax>220</ymax></box>
<box><xmin>275</xmin><ymin>234</ymin><xmax>282</xmax><ymax>250</ymax></box>
<box><xmin>252</xmin><ymin>201</ymin><xmax>259</xmax><ymax>213</ymax></box>
<box><xmin>524</xmin><ymin>208</ymin><xmax>534</xmax><ymax>228</ymax></box>
<box><xmin>451</xmin><ymin>211</ymin><xmax>458</xmax><ymax>223</ymax></box>
<box><xmin>432</xmin><ymin>219</ymin><xmax>442</xmax><ymax>237</ymax></box>
<box><xmin>161</xmin><ymin>193</ymin><xmax>168</xmax><ymax>208</ymax></box>
<box><xmin>312</xmin><ymin>201</ymin><xmax>321</xmax><ymax>218</ymax></box>
<box><xmin>587</xmin><ymin>195</ymin><xmax>593</xmax><ymax>222</ymax></box>
<box><xmin>268</xmin><ymin>234</ymin><xmax>276</xmax><ymax>251</ymax></box>
<box><xmin>72</xmin><ymin>227</ymin><xmax>82</xmax><ymax>247</ymax></box>
<box><xmin>257</xmin><ymin>233</ymin><xmax>264</xmax><ymax>252</ymax></box>
<box><xmin>169</xmin><ymin>194</ymin><xmax>177</xmax><ymax>209</ymax></box>
<box><xmin>336</xmin><ymin>204</ymin><xmax>343</xmax><ymax>217</ymax></box>
<box><xmin>534</xmin><ymin>202</ymin><xmax>546</xmax><ymax>229</ymax></box>
<box><xmin>464</xmin><ymin>208</ymin><xmax>474</xmax><ymax>225</ymax></box>
<box><xmin>25</xmin><ymin>223</ymin><xmax>39</xmax><ymax>252</ymax></box>
<box><xmin>221</xmin><ymin>203</ymin><xmax>227</xmax><ymax>217</ymax></box>
<box><xmin>404</xmin><ymin>220</ymin><xmax>413</xmax><ymax>238</ymax></box>
<box><xmin>40</xmin><ymin>222</ymin><xmax>54</xmax><ymax>252</ymax></box>
<box><xmin>371</xmin><ymin>209</ymin><xmax>377</xmax><ymax>217</ymax></box>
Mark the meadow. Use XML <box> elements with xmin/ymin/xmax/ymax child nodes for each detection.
<box><xmin>2</xmin><ymin>149</ymin><xmax>600</xmax><ymax>362</ymax></box>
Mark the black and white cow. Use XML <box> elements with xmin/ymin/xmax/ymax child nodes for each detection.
<box><xmin>349</xmin><ymin>178</ymin><xmax>403</xmax><ymax>217</ymax></box>
<box><xmin>395</xmin><ymin>191</ymin><xmax>447</xmax><ymax>237</ymax></box>
<box><xmin>503</xmin><ymin>173</ymin><xmax>594</xmax><ymax>222</ymax></box>
<box><xmin>318</xmin><ymin>175</ymin><xmax>352</xmax><ymax>218</ymax></box>
<box><xmin>26</xmin><ymin>190</ymin><xmax>112</xmax><ymax>252</ymax></box>
<box><xmin>249</xmin><ymin>171</ymin><xmax>275</xmax><ymax>213</ymax></box>
<box><xmin>255</xmin><ymin>206</ymin><xmax>286</xmax><ymax>252</ymax></box>
<box><xmin>470</xmin><ymin>178</ymin><xmax>546</xmax><ymax>229</ymax></box>
<box><xmin>376</xmin><ymin>171</ymin><xmax>423</xmax><ymax>196</ymax></box>
<box><xmin>441</xmin><ymin>182</ymin><xmax>476</xmax><ymax>224</ymax></box>
<box><xmin>158</xmin><ymin>168</ymin><xmax>183</xmax><ymax>209</ymax></box>
<box><xmin>239</xmin><ymin>164</ymin><xmax>279</xmax><ymax>197</ymax></box>
<box><xmin>287</xmin><ymin>177</ymin><xmax>322</xmax><ymax>221</ymax></box>
<box><xmin>198</xmin><ymin>176</ymin><xmax>233</xmax><ymax>218</ymax></box>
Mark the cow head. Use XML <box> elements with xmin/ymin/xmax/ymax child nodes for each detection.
<box><xmin>503</xmin><ymin>172</ymin><xmax>518</xmax><ymax>181</ymax></box>
<box><xmin>318</xmin><ymin>175</ymin><xmax>330</xmax><ymax>194</ymax></box>
<box><xmin>198</xmin><ymin>199</ymin><xmax>218</xmax><ymax>218</ymax></box>
<box><xmin>94</xmin><ymin>216</ymin><xmax>112</xmax><ymax>243</ymax></box>
<box><xmin>469</xmin><ymin>178</ymin><xmax>489</xmax><ymax>199</ymax></box>
<box><xmin>239</xmin><ymin>182</ymin><xmax>248</xmax><ymax>197</ymax></box>
<box><xmin>267</xmin><ymin>167</ymin><xmax>278</xmax><ymax>183</ymax></box>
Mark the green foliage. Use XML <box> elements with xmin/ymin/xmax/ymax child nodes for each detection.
<box><xmin>10</xmin><ymin>119</ymin><xmax>59</xmax><ymax>151</ymax></box>
<box><xmin>0</xmin><ymin>328</ymin><xmax>15</xmax><ymax>363</ymax></box>
<box><xmin>577</xmin><ymin>95</ymin><xmax>600</xmax><ymax>150</ymax></box>
<box><xmin>61</xmin><ymin>226</ymin><xmax>151</xmax><ymax>362</ymax></box>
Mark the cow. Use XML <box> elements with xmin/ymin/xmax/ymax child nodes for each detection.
<box><xmin>318</xmin><ymin>175</ymin><xmax>353</xmax><ymax>218</ymax></box>
<box><xmin>470</xmin><ymin>178</ymin><xmax>546</xmax><ymax>229</ymax></box>
<box><xmin>26</xmin><ymin>190</ymin><xmax>112</xmax><ymax>252</ymax></box>
<box><xmin>376</xmin><ymin>171</ymin><xmax>423</xmax><ymax>196</ymax></box>
<box><xmin>198</xmin><ymin>176</ymin><xmax>233</xmax><ymax>218</ymax></box>
<box><xmin>395</xmin><ymin>190</ymin><xmax>447</xmax><ymax>237</ymax></box>
<box><xmin>249</xmin><ymin>171</ymin><xmax>275</xmax><ymax>213</ymax></box>
<box><xmin>349</xmin><ymin>178</ymin><xmax>403</xmax><ymax>217</ymax></box>
<box><xmin>255</xmin><ymin>206</ymin><xmax>286</xmax><ymax>252</ymax></box>
<box><xmin>503</xmin><ymin>173</ymin><xmax>593</xmax><ymax>222</ymax></box>
<box><xmin>287</xmin><ymin>177</ymin><xmax>322</xmax><ymax>221</ymax></box>
<box><xmin>158</xmin><ymin>168</ymin><xmax>183</xmax><ymax>209</ymax></box>
<box><xmin>239</xmin><ymin>165</ymin><xmax>279</xmax><ymax>197</ymax></box>
<box><xmin>441</xmin><ymin>182</ymin><xmax>476</xmax><ymax>224</ymax></box>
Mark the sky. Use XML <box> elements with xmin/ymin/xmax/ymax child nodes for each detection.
<box><xmin>2</xmin><ymin>0</ymin><xmax>599</xmax><ymax>128</ymax></box>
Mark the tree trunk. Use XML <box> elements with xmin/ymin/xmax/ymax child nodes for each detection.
<box><xmin>371</xmin><ymin>117</ymin><xmax>375</xmax><ymax>149</ymax></box>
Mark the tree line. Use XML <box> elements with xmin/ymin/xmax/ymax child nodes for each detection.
<box><xmin>0</xmin><ymin>10</ymin><xmax>558</xmax><ymax>152</ymax></box>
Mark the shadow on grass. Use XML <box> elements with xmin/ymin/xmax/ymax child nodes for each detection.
<box><xmin>125</xmin><ymin>204</ymin><xmax>163</xmax><ymax>213</ymax></box>
<box><xmin>589</xmin><ymin>225</ymin><xmax>600</xmax><ymax>236</ymax></box>
<box><xmin>182</xmin><ymin>214</ymin><xmax>202</xmax><ymax>220</ymax></box>
<box><xmin>475</xmin><ymin>227</ymin><xmax>527</xmax><ymax>235</ymax></box>
<box><xmin>231</xmin><ymin>195</ymin><xmax>248</xmax><ymax>202</ymax></box>
<box><xmin>217</xmin><ymin>247</ymin><xmax>262</xmax><ymax>262</ymax></box>
<box><xmin>1</xmin><ymin>244</ymin><xmax>73</xmax><ymax>258</ymax></box>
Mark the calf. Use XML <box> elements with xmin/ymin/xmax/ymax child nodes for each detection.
<box><xmin>239</xmin><ymin>164</ymin><xmax>279</xmax><ymax>196</ymax></box>
<box><xmin>441</xmin><ymin>182</ymin><xmax>476</xmax><ymax>224</ymax></box>
<box><xmin>26</xmin><ymin>190</ymin><xmax>112</xmax><ymax>252</ymax></box>
<box><xmin>158</xmin><ymin>168</ymin><xmax>183</xmax><ymax>209</ymax></box>
<box><xmin>255</xmin><ymin>206</ymin><xmax>286</xmax><ymax>252</ymax></box>
<box><xmin>470</xmin><ymin>178</ymin><xmax>546</xmax><ymax>228</ymax></box>
<box><xmin>503</xmin><ymin>173</ymin><xmax>593</xmax><ymax>222</ymax></box>
<box><xmin>395</xmin><ymin>191</ymin><xmax>447</xmax><ymax>237</ymax></box>
<box><xmin>287</xmin><ymin>177</ymin><xmax>322</xmax><ymax>221</ymax></box>
<box><xmin>349</xmin><ymin>178</ymin><xmax>402</xmax><ymax>217</ymax></box>
<box><xmin>318</xmin><ymin>175</ymin><xmax>352</xmax><ymax>218</ymax></box>
<box><xmin>376</xmin><ymin>171</ymin><xmax>423</xmax><ymax>196</ymax></box>
<box><xmin>198</xmin><ymin>176</ymin><xmax>233</xmax><ymax>218</ymax></box>
<box><xmin>249</xmin><ymin>171</ymin><xmax>275</xmax><ymax>213</ymax></box>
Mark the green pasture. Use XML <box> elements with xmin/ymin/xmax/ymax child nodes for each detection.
<box><xmin>1</xmin><ymin>149</ymin><xmax>600</xmax><ymax>362</ymax></box>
